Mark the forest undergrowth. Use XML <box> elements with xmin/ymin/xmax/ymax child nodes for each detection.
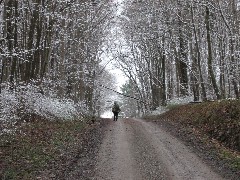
<box><xmin>145</xmin><ymin>100</ymin><xmax>240</xmax><ymax>174</ymax></box>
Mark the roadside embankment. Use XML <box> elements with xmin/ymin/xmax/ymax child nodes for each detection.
<box><xmin>144</xmin><ymin>100</ymin><xmax>240</xmax><ymax>179</ymax></box>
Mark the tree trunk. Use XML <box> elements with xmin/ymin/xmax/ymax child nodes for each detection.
<box><xmin>31</xmin><ymin>2</ymin><xmax>42</xmax><ymax>80</ymax></box>
<box><xmin>191</xmin><ymin>4</ymin><xmax>207</xmax><ymax>101</ymax></box>
<box><xmin>25</xmin><ymin>1</ymin><xmax>40</xmax><ymax>82</ymax></box>
<box><xmin>177</xmin><ymin>3</ymin><xmax>188</xmax><ymax>97</ymax></box>
<box><xmin>40</xmin><ymin>17</ymin><xmax>54</xmax><ymax>80</ymax></box>
<box><xmin>9</xmin><ymin>0</ymin><xmax>19</xmax><ymax>90</ymax></box>
<box><xmin>219</xmin><ymin>37</ymin><xmax>226</xmax><ymax>99</ymax></box>
<box><xmin>161</xmin><ymin>37</ymin><xmax>166</xmax><ymax>106</ymax></box>
<box><xmin>205</xmin><ymin>6</ymin><xmax>221</xmax><ymax>99</ymax></box>
<box><xmin>190</xmin><ymin>41</ymin><xmax>200</xmax><ymax>102</ymax></box>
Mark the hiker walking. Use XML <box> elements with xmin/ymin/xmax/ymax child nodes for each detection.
<box><xmin>112</xmin><ymin>101</ymin><xmax>121</xmax><ymax>121</ymax></box>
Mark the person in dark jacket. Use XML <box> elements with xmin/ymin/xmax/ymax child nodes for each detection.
<box><xmin>112</xmin><ymin>101</ymin><xmax>121</xmax><ymax>121</ymax></box>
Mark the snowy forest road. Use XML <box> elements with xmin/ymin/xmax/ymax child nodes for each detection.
<box><xmin>94</xmin><ymin>118</ymin><xmax>223</xmax><ymax>180</ymax></box>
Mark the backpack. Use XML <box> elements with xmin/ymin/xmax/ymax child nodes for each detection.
<box><xmin>112</xmin><ymin>104</ymin><xmax>120</xmax><ymax>113</ymax></box>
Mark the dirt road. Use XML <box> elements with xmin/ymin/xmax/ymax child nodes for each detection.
<box><xmin>94</xmin><ymin>118</ymin><xmax>223</xmax><ymax>180</ymax></box>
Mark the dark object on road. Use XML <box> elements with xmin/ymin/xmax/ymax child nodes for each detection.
<box><xmin>112</xmin><ymin>101</ymin><xmax>121</xmax><ymax>121</ymax></box>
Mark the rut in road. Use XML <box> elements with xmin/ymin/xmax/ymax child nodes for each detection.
<box><xmin>95</xmin><ymin>118</ymin><xmax>223</xmax><ymax>180</ymax></box>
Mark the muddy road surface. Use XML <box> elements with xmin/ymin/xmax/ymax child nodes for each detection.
<box><xmin>94</xmin><ymin>118</ymin><xmax>223</xmax><ymax>180</ymax></box>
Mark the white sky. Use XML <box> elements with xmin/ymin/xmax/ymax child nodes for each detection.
<box><xmin>100</xmin><ymin>0</ymin><xmax>127</xmax><ymax>118</ymax></box>
<box><xmin>100</xmin><ymin>0</ymin><xmax>128</xmax><ymax>92</ymax></box>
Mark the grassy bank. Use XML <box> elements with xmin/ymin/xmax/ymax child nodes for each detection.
<box><xmin>0</xmin><ymin>117</ymin><xmax>86</xmax><ymax>179</ymax></box>
<box><xmin>145</xmin><ymin>100</ymin><xmax>240</xmax><ymax>171</ymax></box>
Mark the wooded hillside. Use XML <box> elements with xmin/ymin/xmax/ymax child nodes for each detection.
<box><xmin>119</xmin><ymin>0</ymin><xmax>240</xmax><ymax>115</ymax></box>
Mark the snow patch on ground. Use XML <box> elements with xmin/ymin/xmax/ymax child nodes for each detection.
<box><xmin>168</xmin><ymin>96</ymin><xmax>194</xmax><ymax>105</ymax></box>
<box><xmin>0</xmin><ymin>90</ymin><xmax>19</xmax><ymax>122</ymax></box>
<box><xmin>101</xmin><ymin>110</ymin><xmax>113</xmax><ymax>118</ymax></box>
<box><xmin>0</xmin><ymin>85</ymin><xmax>82</xmax><ymax>122</ymax></box>
<box><xmin>149</xmin><ymin>96</ymin><xmax>194</xmax><ymax>116</ymax></box>
<box><xmin>150</xmin><ymin>106</ymin><xmax>168</xmax><ymax>115</ymax></box>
